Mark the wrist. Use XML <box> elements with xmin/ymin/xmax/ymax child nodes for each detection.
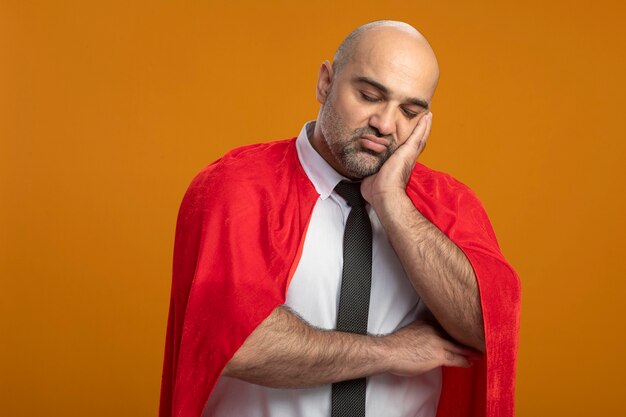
<box><xmin>369</xmin><ymin>187</ymin><xmax>409</xmax><ymax>215</ymax></box>
<box><xmin>376</xmin><ymin>333</ymin><xmax>399</xmax><ymax>373</ymax></box>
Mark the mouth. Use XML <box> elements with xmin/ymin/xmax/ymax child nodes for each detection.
<box><xmin>359</xmin><ymin>134</ymin><xmax>389</xmax><ymax>154</ymax></box>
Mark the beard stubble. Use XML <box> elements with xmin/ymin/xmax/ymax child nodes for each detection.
<box><xmin>319</xmin><ymin>94</ymin><xmax>397</xmax><ymax>178</ymax></box>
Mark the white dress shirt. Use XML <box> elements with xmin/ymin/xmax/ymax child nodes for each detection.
<box><xmin>203</xmin><ymin>122</ymin><xmax>441</xmax><ymax>417</ymax></box>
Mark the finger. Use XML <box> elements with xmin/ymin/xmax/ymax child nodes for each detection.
<box><xmin>420</xmin><ymin>112</ymin><xmax>432</xmax><ymax>148</ymax></box>
<box><xmin>398</xmin><ymin>113</ymin><xmax>430</xmax><ymax>159</ymax></box>
<box><xmin>414</xmin><ymin>115</ymin><xmax>431</xmax><ymax>157</ymax></box>
<box><xmin>408</xmin><ymin>112</ymin><xmax>430</xmax><ymax>145</ymax></box>
<box><xmin>442</xmin><ymin>349</ymin><xmax>471</xmax><ymax>368</ymax></box>
<box><xmin>440</xmin><ymin>338</ymin><xmax>480</xmax><ymax>359</ymax></box>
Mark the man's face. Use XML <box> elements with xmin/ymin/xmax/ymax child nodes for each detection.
<box><xmin>316</xmin><ymin>33</ymin><xmax>437</xmax><ymax>179</ymax></box>
<box><xmin>320</xmin><ymin>81</ymin><xmax>398</xmax><ymax>178</ymax></box>
<box><xmin>319</xmin><ymin>83</ymin><xmax>399</xmax><ymax>178</ymax></box>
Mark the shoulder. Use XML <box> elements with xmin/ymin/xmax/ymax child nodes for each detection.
<box><xmin>180</xmin><ymin>138</ymin><xmax>304</xmax><ymax>214</ymax></box>
<box><xmin>407</xmin><ymin>163</ymin><xmax>498</xmax><ymax>241</ymax></box>
<box><xmin>193</xmin><ymin>138</ymin><xmax>297</xmax><ymax>186</ymax></box>
<box><xmin>408</xmin><ymin>162</ymin><xmax>481</xmax><ymax>204</ymax></box>
<box><xmin>188</xmin><ymin>138</ymin><xmax>299</xmax><ymax>195</ymax></box>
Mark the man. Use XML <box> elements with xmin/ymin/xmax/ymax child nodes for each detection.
<box><xmin>160</xmin><ymin>21</ymin><xmax>520</xmax><ymax>417</ymax></box>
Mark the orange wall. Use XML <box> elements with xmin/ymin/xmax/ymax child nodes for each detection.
<box><xmin>1</xmin><ymin>1</ymin><xmax>625</xmax><ymax>416</ymax></box>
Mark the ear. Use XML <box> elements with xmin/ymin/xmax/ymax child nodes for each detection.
<box><xmin>315</xmin><ymin>60</ymin><xmax>334</xmax><ymax>105</ymax></box>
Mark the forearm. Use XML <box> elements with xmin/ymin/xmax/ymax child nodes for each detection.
<box><xmin>222</xmin><ymin>306</ymin><xmax>389</xmax><ymax>388</ymax></box>
<box><xmin>373</xmin><ymin>192</ymin><xmax>485</xmax><ymax>352</ymax></box>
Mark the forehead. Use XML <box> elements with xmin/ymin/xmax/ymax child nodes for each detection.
<box><xmin>340</xmin><ymin>30</ymin><xmax>438</xmax><ymax>101</ymax></box>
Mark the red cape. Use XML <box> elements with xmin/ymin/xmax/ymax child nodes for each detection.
<box><xmin>159</xmin><ymin>138</ymin><xmax>521</xmax><ymax>417</ymax></box>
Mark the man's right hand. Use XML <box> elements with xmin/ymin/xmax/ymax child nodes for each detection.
<box><xmin>222</xmin><ymin>306</ymin><xmax>478</xmax><ymax>388</ymax></box>
<box><xmin>381</xmin><ymin>320</ymin><xmax>478</xmax><ymax>377</ymax></box>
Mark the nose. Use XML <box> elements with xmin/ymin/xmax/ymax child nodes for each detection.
<box><xmin>368</xmin><ymin>104</ymin><xmax>396</xmax><ymax>137</ymax></box>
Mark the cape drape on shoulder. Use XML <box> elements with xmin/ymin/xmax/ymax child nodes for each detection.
<box><xmin>159</xmin><ymin>138</ymin><xmax>521</xmax><ymax>417</ymax></box>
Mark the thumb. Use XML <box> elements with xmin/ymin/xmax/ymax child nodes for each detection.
<box><xmin>442</xmin><ymin>349</ymin><xmax>471</xmax><ymax>368</ymax></box>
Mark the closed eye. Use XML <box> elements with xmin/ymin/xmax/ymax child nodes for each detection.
<box><xmin>360</xmin><ymin>92</ymin><xmax>381</xmax><ymax>102</ymax></box>
<box><xmin>402</xmin><ymin>107</ymin><xmax>418</xmax><ymax>119</ymax></box>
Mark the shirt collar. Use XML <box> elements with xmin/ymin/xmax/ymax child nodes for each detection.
<box><xmin>296</xmin><ymin>121</ymin><xmax>348</xmax><ymax>200</ymax></box>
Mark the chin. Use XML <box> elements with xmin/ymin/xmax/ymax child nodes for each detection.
<box><xmin>341</xmin><ymin>152</ymin><xmax>384</xmax><ymax>178</ymax></box>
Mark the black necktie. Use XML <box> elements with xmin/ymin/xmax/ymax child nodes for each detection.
<box><xmin>331</xmin><ymin>180</ymin><xmax>373</xmax><ymax>417</ymax></box>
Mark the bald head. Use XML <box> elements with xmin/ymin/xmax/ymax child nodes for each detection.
<box><xmin>332</xmin><ymin>20</ymin><xmax>439</xmax><ymax>97</ymax></box>
<box><xmin>311</xmin><ymin>21</ymin><xmax>440</xmax><ymax>178</ymax></box>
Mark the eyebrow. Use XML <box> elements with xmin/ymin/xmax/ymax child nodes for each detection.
<box><xmin>353</xmin><ymin>76</ymin><xmax>430</xmax><ymax>110</ymax></box>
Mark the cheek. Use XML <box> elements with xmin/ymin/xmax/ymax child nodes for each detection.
<box><xmin>333</xmin><ymin>93</ymin><xmax>370</xmax><ymax>126</ymax></box>
<box><xmin>396</xmin><ymin>124</ymin><xmax>414</xmax><ymax>145</ymax></box>
<box><xmin>397</xmin><ymin>113</ymin><xmax>427</xmax><ymax>144</ymax></box>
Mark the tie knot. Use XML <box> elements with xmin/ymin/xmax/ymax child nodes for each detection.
<box><xmin>334</xmin><ymin>180</ymin><xmax>365</xmax><ymax>207</ymax></box>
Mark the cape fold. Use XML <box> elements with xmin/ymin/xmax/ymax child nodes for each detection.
<box><xmin>159</xmin><ymin>138</ymin><xmax>521</xmax><ymax>417</ymax></box>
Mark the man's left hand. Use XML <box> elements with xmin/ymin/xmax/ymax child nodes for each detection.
<box><xmin>361</xmin><ymin>112</ymin><xmax>432</xmax><ymax>206</ymax></box>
